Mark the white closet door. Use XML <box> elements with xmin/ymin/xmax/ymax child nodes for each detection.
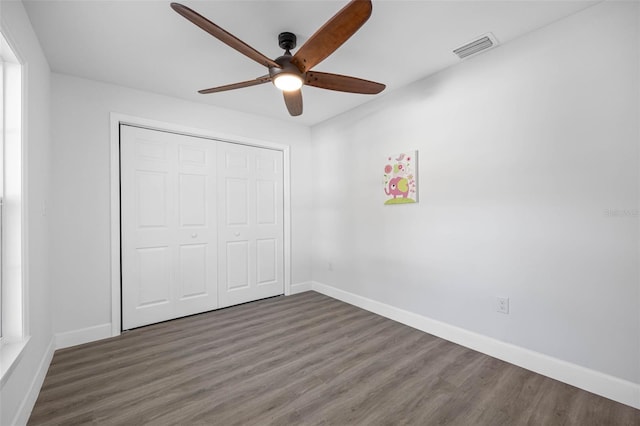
<box><xmin>121</xmin><ymin>125</ymin><xmax>218</xmax><ymax>329</ymax></box>
<box><xmin>218</xmin><ymin>142</ymin><xmax>284</xmax><ymax>308</ymax></box>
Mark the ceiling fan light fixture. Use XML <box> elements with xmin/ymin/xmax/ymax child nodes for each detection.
<box><xmin>273</xmin><ymin>73</ymin><xmax>304</xmax><ymax>92</ymax></box>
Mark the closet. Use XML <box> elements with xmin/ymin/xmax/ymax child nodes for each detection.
<box><xmin>120</xmin><ymin>125</ymin><xmax>284</xmax><ymax>329</ymax></box>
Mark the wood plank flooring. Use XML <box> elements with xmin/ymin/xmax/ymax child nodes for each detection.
<box><xmin>29</xmin><ymin>291</ymin><xmax>639</xmax><ymax>425</ymax></box>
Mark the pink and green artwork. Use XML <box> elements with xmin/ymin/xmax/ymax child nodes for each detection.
<box><xmin>383</xmin><ymin>151</ymin><xmax>418</xmax><ymax>205</ymax></box>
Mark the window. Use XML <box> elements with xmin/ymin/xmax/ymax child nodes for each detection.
<box><xmin>0</xmin><ymin>29</ymin><xmax>26</xmax><ymax>381</ymax></box>
<box><xmin>1</xmin><ymin>49</ymin><xmax>4</xmax><ymax>338</ymax></box>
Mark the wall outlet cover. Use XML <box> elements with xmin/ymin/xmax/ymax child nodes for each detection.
<box><xmin>497</xmin><ymin>297</ymin><xmax>509</xmax><ymax>314</ymax></box>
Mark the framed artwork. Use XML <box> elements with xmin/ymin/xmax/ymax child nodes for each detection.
<box><xmin>383</xmin><ymin>151</ymin><xmax>418</xmax><ymax>205</ymax></box>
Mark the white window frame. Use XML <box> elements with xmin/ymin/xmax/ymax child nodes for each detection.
<box><xmin>0</xmin><ymin>28</ymin><xmax>28</xmax><ymax>385</ymax></box>
<box><xmin>1</xmin><ymin>46</ymin><xmax>3</xmax><ymax>339</ymax></box>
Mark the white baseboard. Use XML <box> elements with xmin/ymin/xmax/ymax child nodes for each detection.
<box><xmin>55</xmin><ymin>323</ymin><xmax>113</xmax><ymax>350</ymax></box>
<box><xmin>311</xmin><ymin>281</ymin><xmax>640</xmax><ymax>410</ymax></box>
<box><xmin>289</xmin><ymin>281</ymin><xmax>313</xmax><ymax>295</ymax></box>
<box><xmin>12</xmin><ymin>337</ymin><xmax>55</xmax><ymax>426</ymax></box>
<box><xmin>56</xmin><ymin>284</ymin><xmax>314</xmax><ymax>349</ymax></box>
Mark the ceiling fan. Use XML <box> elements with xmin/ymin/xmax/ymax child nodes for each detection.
<box><xmin>170</xmin><ymin>0</ymin><xmax>385</xmax><ymax>117</ymax></box>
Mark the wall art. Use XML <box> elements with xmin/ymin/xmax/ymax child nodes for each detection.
<box><xmin>383</xmin><ymin>151</ymin><xmax>418</xmax><ymax>205</ymax></box>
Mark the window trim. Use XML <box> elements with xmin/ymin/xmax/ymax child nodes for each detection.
<box><xmin>0</xmin><ymin>26</ymin><xmax>28</xmax><ymax>385</ymax></box>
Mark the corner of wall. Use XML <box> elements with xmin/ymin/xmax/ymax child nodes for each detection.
<box><xmin>55</xmin><ymin>324</ymin><xmax>113</xmax><ymax>350</ymax></box>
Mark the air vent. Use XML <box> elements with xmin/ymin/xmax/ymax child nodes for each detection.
<box><xmin>453</xmin><ymin>33</ymin><xmax>498</xmax><ymax>59</ymax></box>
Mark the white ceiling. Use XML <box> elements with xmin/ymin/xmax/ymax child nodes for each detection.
<box><xmin>23</xmin><ymin>0</ymin><xmax>598</xmax><ymax>126</ymax></box>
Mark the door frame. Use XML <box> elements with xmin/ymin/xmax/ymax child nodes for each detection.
<box><xmin>109</xmin><ymin>113</ymin><xmax>292</xmax><ymax>337</ymax></box>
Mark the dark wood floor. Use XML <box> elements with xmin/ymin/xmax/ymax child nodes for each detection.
<box><xmin>29</xmin><ymin>291</ymin><xmax>639</xmax><ymax>425</ymax></box>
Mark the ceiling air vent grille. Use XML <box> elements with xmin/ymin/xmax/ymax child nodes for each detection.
<box><xmin>453</xmin><ymin>33</ymin><xmax>498</xmax><ymax>59</ymax></box>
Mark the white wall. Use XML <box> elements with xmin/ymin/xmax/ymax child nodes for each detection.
<box><xmin>6</xmin><ymin>0</ymin><xmax>638</xmax><ymax>420</ymax></box>
<box><xmin>312</xmin><ymin>0</ymin><xmax>639</xmax><ymax>387</ymax></box>
<box><xmin>0</xmin><ymin>1</ymin><xmax>53</xmax><ymax>425</ymax></box>
<box><xmin>50</xmin><ymin>73</ymin><xmax>312</xmax><ymax>336</ymax></box>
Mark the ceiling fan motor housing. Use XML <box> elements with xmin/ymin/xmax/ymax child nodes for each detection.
<box><xmin>270</xmin><ymin>52</ymin><xmax>305</xmax><ymax>82</ymax></box>
<box><xmin>278</xmin><ymin>32</ymin><xmax>297</xmax><ymax>51</ymax></box>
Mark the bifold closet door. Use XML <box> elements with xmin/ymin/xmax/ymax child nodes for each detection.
<box><xmin>121</xmin><ymin>126</ymin><xmax>285</xmax><ymax>329</ymax></box>
<box><xmin>217</xmin><ymin>142</ymin><xmax>284</xmax><ymax>308</ymax></box>
<box><xmin>120</xmin><ymin>125</ymin><xmax>218</xmax><ymax>329</ymax></box>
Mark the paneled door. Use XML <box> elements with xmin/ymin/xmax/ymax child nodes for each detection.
<box><xmin>120</xmin><ymin>125</ymin><xmax>218</xmax><ymax>329</ymax></box>
<box><xmin>218</xmin><ymin>142</ymin><xmax>284</xmax><ymax>308</ymax></box>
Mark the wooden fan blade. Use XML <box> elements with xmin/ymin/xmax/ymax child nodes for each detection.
<box><xmin>283</xmin><ymin>89</ymin><xmax>303</xmax><ymax>116</ymax></box>
<box><xmin>292</xmin><ymin>0</ymin><xmax>372</xmax><ymax>73</ymax></box>
<box><xmin>198</xmin><ymin>75</ymin><xmax>271</xmax><ymax>94</ymax></box>
<box><xmin>171</xmin><ymin>3</ymin><xmax>280</xmax><ymax>69</ymax></box>
<box><xmin>306</xmin><ymin>71</ymin><xmax>385</xmax><ymax>94</ymax></box>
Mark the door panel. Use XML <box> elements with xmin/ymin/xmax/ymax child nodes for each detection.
<box><xmin>256</xmin><ymin>238</ymin><xmax>277</xmax><ymax>285</ymax></box>
<box><xmin>121</xmin><ymin>125</ymin><xmax>218</xmax><ymax>329</ymax></box>
<box><xmin>179</xmin><ymin>145</ymin><xmax>207</xmax><ymax>164</ymax></box>
<box><xmin>136</xmin><ymin>171</ymin><xmax>168</xmax><ymax>227</ymax></box>
<box><xmin>226</xmin><ymin>241</ymin><xmax>250</xmax><ymax>290</ymax></box>
<box><xmin>137</xmin><ymin>246</ymin><xmax>171</xmax><ymax>307</ymax></box>
<box><xmin>178</xmin><ymin>243</ymin><xmax>208</xmax><ymax>298</ymax></box>
<box><xmin>256</xmin><ymin>180</ymin><xmax>277</xmax><ymax>224</ymax></box>
<box><xmin>179</xmin><ymin>174</ymin><xmax>206</xmax><ymax>226</ymax></box>
<box><xmin>225</xmin><ymin>150</ymin><xmax>248</xmax><ymax>169</ymax></box>
<box><xmin>218</xmin><ymin>143</ymin><xmax>284</xmax><ymax>308</ymax></box>
<box><xmin>225</xmin><ymin>178</ymin><xmax>249</xmax><ymax>225</ymax></box>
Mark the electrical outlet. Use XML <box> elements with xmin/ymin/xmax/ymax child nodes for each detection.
<box><xmin>328</xmin><ymin>261</ymin><xmax>333</xmax><ymax>271</ymax></box>
<box><xmin>497</xmin><ymin>297</ymin><xmax>509</xmax><ymax>314</ymax></box>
